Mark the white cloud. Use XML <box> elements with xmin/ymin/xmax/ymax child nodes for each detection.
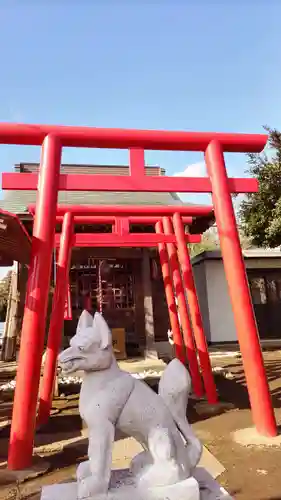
<box><xmin>173</xmin><ymin>162</ymin><xmax>207</xmax><ymax>178</ymax></box>
<box><xmin>173</xmin><ymin>162</ymin><xmax>210</xmax><ymax>203</ymax></box>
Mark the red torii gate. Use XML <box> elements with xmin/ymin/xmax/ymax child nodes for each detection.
<box><xmin>36</xmin><ymin>211</ymin><xmax>214</xmax><ymax>427</ymax></box>
<box><xmin>31</xmin><ymin>205</ymin><xmax>216</xmax><ymax>415</ymax></box>
<box><xmin>0</xmin><ymin>123</ymin><xmax>276</xmax><ymax>471</ymax></box>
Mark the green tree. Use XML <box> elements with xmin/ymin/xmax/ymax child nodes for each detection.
<box><xmin>189</xmin><ymin>223</ymin><xmax>252</xmax><ymax>258</ymax></box>
<box><xmin>239</xmin><ymin>127</ymin><xmax>281</xmax><ymax>247</ymax></box>
<box><xmin>189</xmin><ymin>227</ymin><xmax>219</xmax><ymax>257</ymax></box>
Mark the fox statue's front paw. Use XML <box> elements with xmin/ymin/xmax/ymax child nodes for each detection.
<box><xmin>77</xmin><ymin>460</ymin><xmax>91</xmax><ymax>482</ymax></box>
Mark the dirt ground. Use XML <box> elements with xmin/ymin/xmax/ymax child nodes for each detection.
<box><xmin>1</xmin><ymin>351</ymin><xmax>281</xmax><ymax>500</ymax></box>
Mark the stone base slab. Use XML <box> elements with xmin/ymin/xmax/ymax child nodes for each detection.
<box><xmin>41</xmin><ymin>467</ymin><xmax>232</xmax><ymax>500</ymax></box>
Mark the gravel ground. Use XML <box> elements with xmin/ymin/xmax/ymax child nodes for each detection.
<box><xmin>1</xmin><ymin>350</ymin><xmax>281</xmax><ymax>499</ymax></box>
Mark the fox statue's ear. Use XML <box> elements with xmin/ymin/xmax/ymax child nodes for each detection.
<box><xmin>93</xmin><ymin>312</ymin><xmax>112</xmax><ymax>350</ymax></box>
<box><xmin>77</xmin><ymin>309</ymin><xmax>94</xmax><ymax>332</ymax></box>
<box><xmin>70</xmin><ymin>310</ymin><xmax>95</xmax><ymax>350</ymax></box>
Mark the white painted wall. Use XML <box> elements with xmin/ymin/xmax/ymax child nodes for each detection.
<box><xmin>0</xmin><ymin>265</ymin><xmax>13</xmax><ymax>280</ymax></box>
<box><xmin>192</xmin><ymin>261</ymin><xmax>211</xmax><ymax>341</ymax></box>
<box><xmin>193</xmin><ymin>254</ymin><xmax>281</xmax><ymax>343</ymax></box>
<box><xmin>205</xmin><ymin>260</ymin><xmax>237</xmax><ymax>343</ymax></box>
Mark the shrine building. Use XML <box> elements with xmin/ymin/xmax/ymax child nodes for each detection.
<box><xmin>0</xmin><ymin>162</ymin><xmax>214</xmax><ymax>360</ymax></box>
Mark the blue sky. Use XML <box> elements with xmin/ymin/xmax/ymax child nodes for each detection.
<box><xmin>0</xmin><ymin>0</ymin><xmax>280</xmax><ymax>196</ymax></box>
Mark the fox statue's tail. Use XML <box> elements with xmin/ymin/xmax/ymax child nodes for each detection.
<box><xmin>158</xmin><ymin>358</ymin><xmax>203</xmax><ymax>471</ymax></box>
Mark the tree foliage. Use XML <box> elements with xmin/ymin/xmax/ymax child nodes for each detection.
<box><xmin>189</xmin><ymin>228</ymin><xmax>219</xmax><ymax>258</ymax></box>
<box><xmin>239</xmin><ymin>127</ymin><xmax>281</xmax><ymax>248</ymax></box>
<box><xmin>189</xmin><ymin>223</ymin><xmax>252</xmax><ymax>258</ymax></box>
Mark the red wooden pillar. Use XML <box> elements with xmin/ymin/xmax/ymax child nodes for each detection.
<box><xmin>205</xmin><ymin>139</ymin><xmax>277</xmax><ymax>436</ymax></box>
<box><xmin>162</xmin><ymin>216</ymin><xmax>204</xmax><ymax>397</ymax></box>
<box><xmin>172</xmin><ymin>212</ymin><xmax>218</xmax><ymax>404</ymax></box>
<box><xmin>155</xmin><ymin>221</ymin><xmax>186</xmax><ymax>364</ymax></box>
<box><xmin>8</xmin><ymin>135</ymin><xmax>62</xmax><ymax>470</ymax></box>
<box><xmin>37</xmin><ymin>212</ymin><xmax>74</xmax><ymax>425</ymax></box>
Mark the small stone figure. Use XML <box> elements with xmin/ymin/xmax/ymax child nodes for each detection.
<box><xmin>57</xmin><ymin>310</ymin><xmax>202</xmax><ymax>500</ymax></box>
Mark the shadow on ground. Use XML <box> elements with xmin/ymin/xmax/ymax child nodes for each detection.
<box><xmin>1</xmin><ymin>353</ymin><xmax>281</xmax><ymax>500</ymax></box>
<box><xmin>212</xmin><ymin>359</ymin><xmax>281</xmax><ymax>409</ymax></box>
<box><xmin>1</xmin><ymin>358</ymin><xmax>280</xmax><ymax>440</ymax></box>
<box><xmin>0</xmin><ymin>401</ymin><xmax>13</xmax><ymax>423</ymax></box>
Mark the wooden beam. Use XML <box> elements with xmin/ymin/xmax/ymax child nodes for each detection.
<box><xmin>3</xmin><ymin>172</ymin><xmax>259</xmax><ymax>193</ymax></box>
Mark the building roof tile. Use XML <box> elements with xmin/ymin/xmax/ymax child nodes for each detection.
<box><xmin>0</xmin><ymin>163</ymin><xmax>183</xmax><ymax>214</ymax></box>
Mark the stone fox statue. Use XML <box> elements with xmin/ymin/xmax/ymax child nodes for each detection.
<box><xmin>58</xmin><ymin>311</ymin><xmax>202</xmax><ymax>499</ymax></box>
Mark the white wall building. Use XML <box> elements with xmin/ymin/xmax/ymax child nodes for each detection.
<box><xmin>192</xmin><ymin>249</ymin><xmax>281</xmax><ymax>344</ymax></box>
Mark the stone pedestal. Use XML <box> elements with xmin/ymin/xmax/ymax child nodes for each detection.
<box><xmin>41</xmin><ymin>467</ymin><xmax>232</xmax><ymax>500</ymax></box>
<box><xmin>41</xmin><ymin>469</ymin><xmax>199</xmax><ymax>500</ymax></box>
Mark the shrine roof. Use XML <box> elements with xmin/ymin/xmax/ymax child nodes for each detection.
<box><xmin>0</xmin><ymin>163</ymin><xmax>183</xmax><ymax>214</ymax></box>
<box><xmin>0</xmin><ymin>163</ymin><xmax>215</xmax><ymax>234</ymax></box>
<box><xmin>0</xmin><ymin>209</ymin><xmax>31</xmax><ymax>264</ymax></box>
